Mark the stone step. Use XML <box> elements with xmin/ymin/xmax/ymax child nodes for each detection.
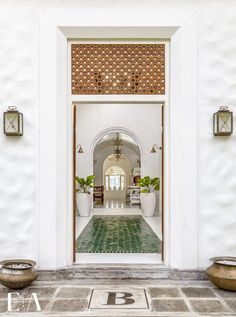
<box><xmin>38</xmin><ymin>264</ymin><xmax>206</xmax><ymax>281</ymax></box>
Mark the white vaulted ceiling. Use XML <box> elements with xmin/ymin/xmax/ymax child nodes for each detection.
<box><xmin>94</xmin><ymin>133</ymin><xmax>140</xmax><ymax>157</ymax></box>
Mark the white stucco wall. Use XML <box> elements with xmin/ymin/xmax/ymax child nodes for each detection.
<box><xmin>0</xmin><ymin>0</ymin><xmax>235</xmax><ymax>269</ymax></box>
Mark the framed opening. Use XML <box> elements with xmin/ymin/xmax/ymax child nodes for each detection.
<box><xmin>73</xmin><ymin>102</ymin><xmax>164</xmax><ymax>264</ymax></box>
<box><xmin>92</xmin><ymin>127</ymin><xmax>142</xmax><ymax>210</ymax></box>
<box><xmin>39</xmin><ymin>19</ymin><xmax>198</xmax><ymax>269</ymax></box>
<box><xmin>69</xmin><ymin>39</ymin><xmax>168</xmax><ymax>264</ymax></box>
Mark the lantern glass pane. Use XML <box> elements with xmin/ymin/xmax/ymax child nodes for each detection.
<box><xmin>5</xmin><ymin>112</ymin><xmax>19</xmax><ymax>134</ymax></box>
<box><xmin>218</xmin><ymin>112</ymin><xmax>231</xmax><ymax>133</ymax></box>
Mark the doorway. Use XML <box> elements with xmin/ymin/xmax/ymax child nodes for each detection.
<box><xmin>93</xmin><ymin>131</ymin><xmax>141</xmax><ymax>209</ymax></box>
<box><xmin>73</xmin><ymin>103</ymin><xmax>163</xmax><ymax>264</ymax></box>
<box><xmin>39</xmin><ymin>24</ymin><xmax>198</xmax><ymax>270</ymax></box>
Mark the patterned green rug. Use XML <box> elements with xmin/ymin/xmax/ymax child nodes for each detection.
<box><xmin>76</xmin><ymin>215</ymin><xmax>161</xmax><ymax>253</ymax></box>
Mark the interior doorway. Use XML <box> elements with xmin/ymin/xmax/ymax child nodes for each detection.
<box><xmin>73</xmin><ymin>103</ymin><xmax>163</xmax><ymax>264</ymax></box>
<box><xmin>93</xmin><ymin>131</ymin><xmax>141</xmax><ymax>209</ymax></box>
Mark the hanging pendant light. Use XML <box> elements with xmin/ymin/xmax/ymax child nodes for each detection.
<box><xmin>113</xmin><ymin>133</ymin><xmax>123</xmax><ymax>147</ymax></box>
<box><xmin>110</xmin><ymin>133</ymin><xmax>125</xmax><ymax>161</ymax></box>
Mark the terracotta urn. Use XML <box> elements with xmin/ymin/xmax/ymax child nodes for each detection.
<box><xmin>207</xmin><ymin>256</ymin><xmax>236</xmax><ymax>291</ymax></box>
<box><xmin>0</xmin><ymin>259</ymin><xmax>38</xmax><ymax>289</ymax></box>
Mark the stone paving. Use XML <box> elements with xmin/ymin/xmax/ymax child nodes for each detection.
<box><xmin>0</xmin><ymin>280</ymin><xmax>236</xmax><ymax>316</ymax></box>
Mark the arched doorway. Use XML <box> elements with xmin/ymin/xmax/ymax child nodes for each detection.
<box><xmin>104</xmin><ymin>165</ymin><xmax>126</xmax><ymax>203</ymax></box>
<box><xmin>93</xmin><ymin>131</ymin><xmax>141</xmax><ymax>209</ymax></box>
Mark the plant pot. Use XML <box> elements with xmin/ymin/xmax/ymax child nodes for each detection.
<box><xmin>207</xmin><ymin>256</ymin><xmax>236</xmax><ymax>291</ymax></box>
<box><xmin>140</xmin><ymin>192</ymin><xmax>156</xmax><ymax>217</ymax></box>
<box><xmin>76</xmin><ymin>193</ymin><xmax>92</xmax><ymax>217</ymax></box>
<box><xmin>0</xmin><ymin>259</ymin><xmax>38</xmax><ymax>289</ymax></box>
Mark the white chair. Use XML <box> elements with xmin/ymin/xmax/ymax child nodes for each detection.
<box><xmin>130</xmin><ymin>188</ymin><xmax>141</xmax><ymax>205</ymax></box>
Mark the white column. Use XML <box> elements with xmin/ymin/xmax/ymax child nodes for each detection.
<box><xmin>169</xmin><ymin>14</ymin><xmax>198</xmax><ymax>269</ymax></box>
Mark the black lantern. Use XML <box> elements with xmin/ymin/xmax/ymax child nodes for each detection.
<box><xmin>213</xmin><ymin>106</ymin><xmax>233</xmax><ymax>136</ymax></box>
<box><xmin>3</xmin><ymin>106</ymin><xmax>23</xmax><ymax>136</ymax></box>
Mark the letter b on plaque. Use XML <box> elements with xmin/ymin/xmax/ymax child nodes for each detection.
<box><xmin>89</xmin><ymin>289</ymin><xmax>148</xmax><ymax>309</ymax></box>
<box><xmin>105</xmin><ymin>292</ymin><xmax>135</xmax><ymax>305</ymax></box>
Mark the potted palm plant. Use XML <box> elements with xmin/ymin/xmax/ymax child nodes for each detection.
<box><xmin>75</xmin><ymin>175</ymin><xmax>95</xmax><ymax>217</ymax></box>
<box><xmin>137</xmin><ymin>176</ymin><xmax>160</xmax><ymax>217</ymax></box>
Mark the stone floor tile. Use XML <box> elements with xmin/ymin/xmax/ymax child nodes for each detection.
<box><xmin>5</xmin><ymin>300</ymin><xmax>24</xmax><ymax>312</ymax></box>
<box><xmin>149</xmin><ymin>287</ymin><xmax>181</xmax><ymax>298</ymax></box>
<box><xmin>0</xmin><ymin>288</ymin><xmax>10</xmax><ymax>298</ymax></box>
<box><xmin>215</xmin><ymin>288</ymin><xmax>236</xmax><ymax>298</ymax></box>
<box><xmin>10</xmin><ymin>299</ymin><xmax>49</xmax><ymax>312</ymax></box>
<box><xmin>56</xmin><ymin>287</ymin><xmax>90</xmax><ymax>298</ymax></box>
<box><xmin>0</xmin><ymin>288</ymin><xmax>25</xmax><ymax>298</ymax></box>
<box><xmin>151</xmin><ymin>299</ymin><xmax>189</xmax><ymax>312</ymax></box>
<box><xmin>22</xmin><ymin>287</ymin><xmax>57</xmax><ymax>298</ymax></box>
<box><xmin>190</xmin><ymin>299</ymin><xmax>229</xmax><ymax>313</ymax></box>
<box><xmin>225</xmin><ymin>299</ymin><xmax>236</xmax><ymax>312</ymax></box>
<box><xmin>0</xmin><ymin>301</ymin><xmax>7</xmax><ymax>312</ymax></box>
<box><xmin>51</xmin><ymin>299</ymin><xmax>87</xmax><ymax>312</ymax></box>
<box><xmin>0</xmin><ymin>298</ymin><xmax>49</xmax><ymax>313</ymax></box>
<box><xmin>181</xmin><ymin>287</ymin><xmax>216</xmax><ymax>298</ymax></box>
<box><xmin>25</xmin><ymin>299</ymin><xmax>49</xmax><ymax>312</ymax></box>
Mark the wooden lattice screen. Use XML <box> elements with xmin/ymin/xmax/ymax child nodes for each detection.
<box><xmin>71</xmin><ymin>44</ymin><xmax>165</xmax><ymax>95</ymax></box>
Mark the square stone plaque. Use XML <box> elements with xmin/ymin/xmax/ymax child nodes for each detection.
<box><xmin>89</xmin><ymin>289</ymin><xmax>148</xmax><ymax>309</ymax></box>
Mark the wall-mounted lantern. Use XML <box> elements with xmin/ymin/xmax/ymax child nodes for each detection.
<box><xmin>151</xmin><ymin>144</ymin><xmax>162</xmax><ymax>153</ymax></box>
<box><xmin>77</xmin><ymin>144</ymin><xmax>84</xmax><ymax>153</ymax></box>
<box><xmin>3</xmin><ymin>106</ymin><xmax>23</xmax><ymax>136</ymax></box>
<box><xmin>213</xmin><ymin>106</ymin><xmax>233</xmax><ymax>136</ymax></box>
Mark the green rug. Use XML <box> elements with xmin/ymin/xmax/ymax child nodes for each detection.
<box><xmin>76</xmin><ymin>215</ymin><xmax>161</xmax><ymax>253</ymax></box>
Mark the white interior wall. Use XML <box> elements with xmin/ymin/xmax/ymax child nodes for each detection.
<box><xmin>76</xmin><ymin>104</ymin><xmax>162</xmax><ymax>180</ymax></box>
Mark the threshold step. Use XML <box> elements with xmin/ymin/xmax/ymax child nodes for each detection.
<box><xmin>38</xmin><ymin>264</ymin><xmax>206</xmax><ymax>280</ymax></box>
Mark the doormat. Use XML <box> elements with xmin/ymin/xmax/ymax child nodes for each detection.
<box><xmin>76</xmin><ymin>215</ymin><xmax>161</xmax><ymax>253</ymax></box>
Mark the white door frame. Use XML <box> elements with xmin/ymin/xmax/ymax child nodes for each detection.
<box><xmin>39</xmin><ymin>13</ymin><xmax>198</xmax><ymax>269</ymax></box>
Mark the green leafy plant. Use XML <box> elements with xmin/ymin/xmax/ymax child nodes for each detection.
<box><xmin>137</xmin><ymin>176</ymin><xmax>160</xmax><ymax>193</ymax></box>
<box><xmin>75</xmin><ymin>175</ymin><xmax>95</xmax><ymax>193</ymax></box>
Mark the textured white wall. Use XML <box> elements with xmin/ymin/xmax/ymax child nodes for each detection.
<box><xmin>198</xmin><ymin>3</ymin><xmax>236</xmax><ymax>267</ymax></box>
<box><xmin>0</xmin><ymin>0</ymin><xmax>235</xmax><ymax>268</ymax></box>
<box><xmin>0</xmin><ymin>1</ymin><xmax>39</xmax><ymax>262</ymax></box>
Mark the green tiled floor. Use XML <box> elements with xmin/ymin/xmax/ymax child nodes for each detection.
<box><xmin>76</xmin><ymin>215</ymin><xmax>161</xmax><ymax>253</ymax></box>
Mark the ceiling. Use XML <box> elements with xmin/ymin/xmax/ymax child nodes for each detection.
<box><xmin>94</xmin><ymin>132</ymin><xmax>140</xmax><ymax>156</ymax></box>
<box><xmin>96</xmin><ymin>133</ymin><xmax>137</xmax><ymax>146</ymax></box>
